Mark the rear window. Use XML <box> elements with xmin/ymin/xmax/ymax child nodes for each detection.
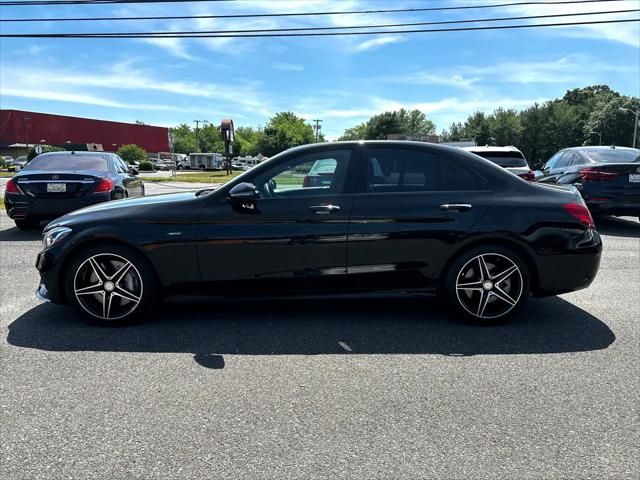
<box><xmin>24</xmin><ymin>154</ymin><xmax>109</xmax><ymax>171</ymax></box>
<box><xmin>580</xmin><ymin>149</ymin><xmax>640</xmax><ymax>163</ymax></box>
<box><xmin>471</xmin><ymin>151</ymin><xmax>528</xmax><ymax>168</ymax></box>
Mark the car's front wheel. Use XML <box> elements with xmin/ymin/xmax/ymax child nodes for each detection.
<box><xmin>444</xmin><ymin>246</ymin><xmax>529</xmax><ymax>323</ymax></box>
<box><xmin>64</xmin><ymin>244</ymin><xmax>158</xmax><ymax>324</ymax></box>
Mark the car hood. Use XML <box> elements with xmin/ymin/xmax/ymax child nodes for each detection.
<box><xmin>46</xmin><ymin>192</ymin><xmax>201</xmax><ymax>229</ymax></box>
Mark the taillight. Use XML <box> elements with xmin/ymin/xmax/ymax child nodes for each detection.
<box><xmin>580</xmin><ymin>168</ymin><xmax>618</xmax><ymax>181</ymax></box>
<box><xmin>93</xmin><ymin>178</ymin><xmax>114</xmax><ymax>193</ymax></box>
<box><xmin>5</xmin><ymin>178</ymin><xmax>21</xmax><ymax>194</ymax></box>
<box><xmin>518</xmin><ymin>170</ymin><xmax>535</xmax><ymax>181</ymax></box>
<box><xmin>564</xmin><ymin>202</ymin><xmax>595</xmax><ymax>229</ymax></box>
<box><xmin>302</xmin><ymin>175</ymin><xmax>309</xmax><ymax>188</ymax></box>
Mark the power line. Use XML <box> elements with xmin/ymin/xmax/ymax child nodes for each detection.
<box><xmin>0</xmin><ymin>0</ymin><xmax>622</xmax><ymax>17</ymax></box>
<box><xmin>4</xmin><ymin>9</ymin><xmax>633</xmax><ymax>36</ymax></box>
<box><xmin>1</xmin><ymin>18</ymin><xmax>636</xmax><ymax>38</ymax></box>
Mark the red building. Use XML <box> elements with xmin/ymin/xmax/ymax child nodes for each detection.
<box><xmin>0</xmin><ymin>109</ymin><xmax>169</xmax><ymax>154</ymax></box>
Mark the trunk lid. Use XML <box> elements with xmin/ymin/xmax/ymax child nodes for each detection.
<box><xmin>14</xmin><ymin>170</ymin><xmax>104</xmax><ymax>198</ymax></box>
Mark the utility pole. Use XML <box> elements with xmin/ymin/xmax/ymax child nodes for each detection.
<box><xmin>312</xmin><ymin>119</ymin><xmax>323</xmax><ymax>142</ymax></box>
<box><xmin>619</xmin><ymin>107</ymin><xmax>639</xmax><ymax>149</ymax></box>
<box><xmin>193</xmin><ymin>120</ymin><xmax>207</xmax><ymax>153</ymax></box>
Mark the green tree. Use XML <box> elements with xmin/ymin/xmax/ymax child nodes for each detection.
<box><xmin>235</xmin><ymin>126</ymin><xmax>264</xmax><ymax>156</ymax></box>
<box><xmin>489</xmin><ymin>108</ymin><xmax>522</xmax><ymax>146</ymax></box>
<box><xmin>338</xmin><ymin>123</ymin><xmax>367</xmax><ymax>141</ymax></box>
<box><xmin>257</xmin><ymin>112</ymin><xmax>316</xmax><ymax>156</ymax></box>
<box><xmin>170</xmin><ymin>123</ymin><xmax>197</xmax><ymax>154</ymax></box>
<box><xmin>584</xmin><ymin>96</ymin><xmax>640</xmax><ymax>147</ymax></box>
<box><xmin>464</xmin><ymin>111</ymin><xmax>491</xmax><ymax>145</ymax></box>
<box><xmin>365</xmin><ymin>112</ymin><xmax>403</xmax><ymax>139</ymax></box>
<box><xmin>396</xmin><ymin>108</ymin><xmax>436</xmax><ymax>136</ymax></box>
<box><xmin>116</xmin><ymin>144</ymin><xmax>147</xmax><ymax>164</ymax></box>
<box><xmin>444</xmin><ymin>122</ymin><xmax>466</xmax><ymax>141</ymax></box>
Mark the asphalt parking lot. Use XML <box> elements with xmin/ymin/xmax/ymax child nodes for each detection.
<box><xmin>1</xmin><ymin>212</ymin><xmax>638</xmax><ymax>479</ymax></box>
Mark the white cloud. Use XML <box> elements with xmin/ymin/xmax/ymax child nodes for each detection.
<box><xmin>502</xmin><ymin>0</ymin><xmax>640</xmax><ymax>48</ymax></box>
<box><xmin>353</xmin><ymin>35</ymin><xmax>404</xmax><ymax>52</ymax></box>
<box><xmin>0</xmin><ymin>87</ymin><xmax>214</xmax><ymax>115</ymax></box>
<box><xmin>0</xmin><ymin>59</ymin><xmax>273</xmax><ymax>116</ymax></box>
<box><xmin>273</xmin><ymin>62</ymin><xmax>304</xmax><ymax>71</ymax></box>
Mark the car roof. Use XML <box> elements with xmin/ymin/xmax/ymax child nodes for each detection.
<box><xmin>462</xmin><ymin>145</ymin><xmax>523</xmax><ymax>153</ymax></box>
<box><xmin>37</xmin><ymin>150</ymin><xmax>112</xmax><ymax>156</ymax></box>
<box><xmin>565</xmin><ymin>145</ymin><xmax>640</xmax><ymax>153</ymax></box>
<box><xmin>284</xmin><ymin>140</ymin><xmax>475</xmax><ymax>156</ymax></box>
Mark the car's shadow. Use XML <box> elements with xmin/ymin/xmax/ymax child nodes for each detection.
<box><xmin>595</xmin><ymin>215</ymin><xmax>640</xmax><ymax>238</ymax></box>
<box><xmin>0</xmin><ymin>225</ymin><xmax>42</xmax><ymax>241</ymax></box>
<box><xmin>7</xmin><ymin>296</ymin><xmax>615</xmax><ymax>369</ymax></box>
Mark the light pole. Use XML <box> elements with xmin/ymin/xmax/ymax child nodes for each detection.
<box><xmin>619</xmin><ymin>107</ymin><xmax>639</xmax><ymax>148</ymax></box>
<box><xmin>589</xmin><ymin>131</ymin><xmax>602</xmax><ymax>146</ymax></box>
<box><xmin>193</xmin><ymin>120</ymin><xmax>208</xmax><ymax>153</ymax></box>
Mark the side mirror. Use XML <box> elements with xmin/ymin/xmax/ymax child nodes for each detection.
<box><xmin>129</xmin><ymin>166</ymin><xmax>139</xmax><ymax>175</ymax></box>
<box><xmin>228</xmin><ymin>182</ymin><xmax>258</xmax><ymax>201</ymax></box>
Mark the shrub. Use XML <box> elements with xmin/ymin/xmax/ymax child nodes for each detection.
<box><xmin>117</xmin><ymin>144</ymin><xmax>147</xmax><ymax>164</ymax></box>
<box><xmin>139</xmin><ymin>161</ymin><xmax>154</xmax><ymax>171</ymax></box>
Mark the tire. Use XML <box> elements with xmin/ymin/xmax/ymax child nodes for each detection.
<box><xmin>444</xmin><ymin>245</ymin><xmax>529</xmax><ymax>324</ymax></box>
<box><xmin>177</xmin><ymin>164</ymin><xmax>184</xmax><ymax>170</ymax></box>
<box><xmin>14</xmin><ymin>219</ymin><xmax>40</xmax><ymax>230</ymax></box>
<box><xmin>64</xmin><ymin>243</ymin><xmax>158</xmax><ymax>325</ymax></box>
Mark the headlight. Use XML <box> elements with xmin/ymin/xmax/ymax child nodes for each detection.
<box><xmin>42</xmin><ymin>226</ymin><xmax>72</xmax><ymax>249</ymax></box>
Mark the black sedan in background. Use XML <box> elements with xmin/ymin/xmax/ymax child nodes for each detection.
<box><xmin>35</xmin><ymin>141</ymin><xmax>601</xmax><ymax>325</ymax></box>
<box><xmin>4</xmin><ymin>151</ymin><xmax>144</xmax><ymax>229</ymax></box>
<box><xmin>537</xmin><ymin>146</ymin><xmax>640</xmax><ymax>218</ymax></box>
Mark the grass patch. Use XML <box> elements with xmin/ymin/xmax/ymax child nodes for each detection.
<box><xmin>140</xmin><ymin>171</ymin><xmax>241</xmax><ymax>184</ymax></box>
<box><xmin>0</xmin><ymin>197</ymin><xmax>4</xmax><ymax>209</ymax></box>
<box><xmin>0</xmin><ymin>172</ymin><xmax>15</xmax><ymax>178</ymax></box>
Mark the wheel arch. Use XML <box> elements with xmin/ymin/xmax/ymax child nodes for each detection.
<box><xmin>57</xmin><ymin>237</ymin><xmax>161</xmax><ymax>302</ymax></box>
<box><xmin>437</xmin><ymin>236</ymin><xmax>540</xmax><ymax>295</ymax></box>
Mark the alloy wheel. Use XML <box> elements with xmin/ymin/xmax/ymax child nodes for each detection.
<box><xmin>455</xmin><ymin>253</ymin><xmax>523</xmax><ymax>319</ymax></box>
<box><xmin>73</xmin><ymin>253</ymin><xmax>143</xmax><ymax>320</ymax></box>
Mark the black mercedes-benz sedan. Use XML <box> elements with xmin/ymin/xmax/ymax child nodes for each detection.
<box><xmin>536</xmin><ymin>146</ymin><xmax>640</xmax><ymax>218</ymax></box>
<box><xmin>35</xmin><ymin>141</ymin><xmax>602</xmax><ymax>324</ymax></box>
<box><xmin>4</xmin><ymin>151</ymin><xmax>144</xmax><ymax>230</ymax></box>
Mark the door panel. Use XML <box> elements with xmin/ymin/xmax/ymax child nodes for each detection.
<box><xmin>347</xmin><ymin>146</ymin><xmax>492</xmax><ymax>292</ymax></box>
<box><xmin>196</xmin><ymin>148</ymin><xmax>354</xmax><ymax>296</ymax></box>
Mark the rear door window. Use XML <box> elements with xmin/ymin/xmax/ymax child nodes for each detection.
<box><xmin>363</xmin><ymin>147</ymin><xmax>487</xmax><ymax>193</ymax></box>
<box><xmin>472</xmin><ymin>151</ymin><xmax>528</xmax><ymax>168</ymax></box>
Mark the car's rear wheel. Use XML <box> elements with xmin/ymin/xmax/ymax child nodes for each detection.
<box><xmin>445</xmin><ymin>246</ymin><xmax>529</xmax><ymax>324</ymax></box>
<box><xmin>14</xmin><ymin>219</ymin><xmax>40</xmax><ymax>230</ymax></box>
<box><xmin>64</xmin><ymin>244</ymin><xmax>158</xmax><ymax>324</ymax></box>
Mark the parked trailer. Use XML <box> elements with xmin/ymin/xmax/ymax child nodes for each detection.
<box><xmin>189</xmin><ymin>153</ymin><xmax>224</xmax><ymax>170</ymax></box>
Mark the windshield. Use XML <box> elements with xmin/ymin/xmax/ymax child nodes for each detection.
<box><xmin>471</xmin><ymin>151</ymin><xmax>528</xmax><ymax>168</ymax></box>
<box><xmin>581</xmin><ymin>149</ymin><xmax>640</xmax><ymax>163</ymax></box>
<box><xmin>24</xmin><ymin>154</ymin><xmax>109</xmax><ymax>171</ymax></box>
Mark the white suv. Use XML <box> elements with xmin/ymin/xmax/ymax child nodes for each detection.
<box><xmin>463</xmin><ymin>146</ymin><xmax>534</xmax><ymax>181</ymax></box>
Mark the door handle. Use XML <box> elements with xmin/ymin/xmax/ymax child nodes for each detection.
<box><xmin>310</xmin><ymin>204</ymin><xmax>340</xmax><ymax>214</ymax></box>
<box><xmin>440</xmin><ymin>203</ymin><xmax>472</xmax><ymax>212</ymax></box>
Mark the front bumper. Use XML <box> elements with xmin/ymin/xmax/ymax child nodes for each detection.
<box><xmin>35</xmin><ymin>250</ymin><xmax>66</xmax><ymax>304</ymax></box>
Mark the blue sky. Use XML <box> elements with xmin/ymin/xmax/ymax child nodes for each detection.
<box><xmin>1</xmin><ymin>0</ymin><xmax>638</xmax><ymax>139</ymax></box>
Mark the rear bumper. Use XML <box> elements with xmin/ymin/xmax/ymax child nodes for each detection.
<box><xmin>4</xmin><ymin>192</ymin><xmax>112</xmax><ymax>220</ymax></box>
<box><xmin>534</xmin><ymin>231</ymin><xmax>602</xmax><ymax>297</ymax></box>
